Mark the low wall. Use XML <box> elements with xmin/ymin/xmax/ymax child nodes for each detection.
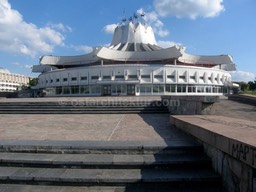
<box><xmin>161</xmin><ymin>96</ymin><xmax>219</xmax><ymax>115</ymax></box>
<box><xmin>170</xmin><ymin>115</ymin><xmax>256</xmax><ymax>192</ymax></box>
<box><xmin>228</xmin><ymin>94</ymin><xmax>256</xmax><ymax>106</ymax></box>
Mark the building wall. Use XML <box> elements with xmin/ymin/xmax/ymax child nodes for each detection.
<box><xmin>36</xmin><ymin>64</ymin><xmax>232</xmax><ymax>96</ymax></box>
<box><xmin>0</xmin><ymin>72</ymin><xmax>29</xmax><ymax>92</ymax></box>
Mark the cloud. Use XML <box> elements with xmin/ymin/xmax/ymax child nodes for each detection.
<box><xmin>157</xmin><ymin>40</ymin><xmax>182</xmax><ymax>48</ymax></box>
<box><xmin>230</xmin><ymin>70</ymin><xmax>256</xmax><ymax>82</ymax></box>
<box><xmin>103</xmin><ymin>24</ymin><xmax>118</xmax><ymax>34</ymax></box>
<box><xmin>154</xmin><ymin>0</ymin><xmax>225</xmax><ymax>19</ymax></box>
<box><xmin>71</xmin><ymin>45</ymin><xmax>93</xmax><ymax>53</ymax></box>
<box><xmin>137</xmin><ymin>9</ymin><xmax>169</xmax><ymax>37</ymax></box>
<box><xmin>0</xmin><ymin>0</ymin><xmax>70</xmax><ymax>58</ymax></box>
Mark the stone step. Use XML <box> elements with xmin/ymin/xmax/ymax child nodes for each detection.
<box><xmin>0</xmin><ymin>166</ymin><xmax>221</xmax><ymax>186</ymax></box>
<box><xmin>0</xmin><ymin>152</ymin><xmax>210</xmax><ymax>169</ymax></box>
<box><xmin>0</xmin><ymin>140</ymin><xmax>203</xmax><ymax>154</ymax></box>
<box><xmin>0</xmin><ymin>184</ymin><xmax>223</xmax><ymax>192</ymax></box>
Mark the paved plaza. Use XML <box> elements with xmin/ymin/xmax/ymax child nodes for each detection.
<box><xmin>0</xmin><ymin>96</ymin><xmax>255</xmax><ymax>142</ymax></box>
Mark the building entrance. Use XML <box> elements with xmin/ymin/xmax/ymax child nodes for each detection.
<box><xmin>102</xmin><ymin>85</ymin><xmax>111</xmax><ymax>96</ymax></box>
<box><xmin>127</xmin><ymin>84</ymin><xmax>135</xmax><ymax>95</ymax></box>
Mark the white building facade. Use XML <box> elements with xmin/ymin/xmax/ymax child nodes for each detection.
<box><xmin>32</xmin><ymin>16</ymin><xmax>236</xmax><ymax>97</ymax></box>
<box><xmin>0</xmin><ymin>68</ymin><xmax>29</xmax><ymax>92</ymax></box>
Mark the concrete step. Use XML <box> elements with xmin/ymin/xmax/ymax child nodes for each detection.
<box><xmin>0</xmin><ymin>184</ymin><xmax>223</xmax><ymax>192</ymax></box>
<box><xmin>0</xmin><ymin>152</ymin><xmax>210</xmax><ymax>169</ymax></box>
<box><xmin>0</xmin><ymin>166</ymin><xmax>221</xmax><ymax>186</ymax></box>
<box><xmin>0</xmin><ymin>140</ymin><xmax>203</xmax><ymax>154</ymax></box>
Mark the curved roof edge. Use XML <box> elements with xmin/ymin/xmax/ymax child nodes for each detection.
<box><xmin>178</xmin><ymin>53</ymin><xmax>234</xmax><ymax>65</ymax></box>
<box><xmin>96</xmin><ymin>46</ymin><xmax>182</xmax><ymax>61</ymax></box>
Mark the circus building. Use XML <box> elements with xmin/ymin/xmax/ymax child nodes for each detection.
<box><xmin>32</xmin><ymin>14</ymin><xmax>236</xmax><ymax>97</ymax></box>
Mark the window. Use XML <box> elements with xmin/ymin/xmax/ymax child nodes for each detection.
<box><xmin>128</xmin><ymin>75</ymin><xmax>137</xmax><ymax>79</ymax></box>
<box><xmin>56</xmin><ymin>79</ymin><xmax>60</xmax><ymax>82</ymax></box>
<box><xmin>91</xmin><ymin>76</ymin><xmax>99</xmax><ymax>80</ymax></box>
<box><xmin>179</xmin><ymin>75</ymin><xmax>186</xmax><ymax>79</ymax></box>
<box><xmin>153</xmin><ymin>84</ymin><xmax>164</xmax><ymax>93</ymax></box>
<box><xmin>80</xmin><ymin>76</ymin><xmax>87</xmax><ymax>81</ymax></box>
<box><xmin>71</xmin><ymin>77</ymin><xmax>77</xmax><ymax>81</ymax></box>
<box><xmin>154</xmin><ymin>75</ymin><xmax>163</xmax><ymax>79</ymax></box>
<box><xmin>115</xmin><ymin>75</ymin><xmax>123</xmax><ymax>79</ymax></box>
<box><xmin>190</xmin><ymin>76</ymin><xmax>196</xmax><ymax>80</ymax></box>
<box><xmin>177</xmin><ymin>84</ymin><xmax>186</xmax><ymax>93</ymax></box>
<box><xmin>188</xmin><ymin>86</ymin><xmax>196</xmax><ymax>93</ymax></box>
<box><xmin>167</xmin><ymin>75</ymin><xmax>175</xmax><ymax>79</ymax></box>
<box><xmin>103</xmin><ymin>76</ymin><xmax>111</xmax><ymax>80</ymax></box>
<box><xmin>141</xmin><ymin>75</ymin><xmax>150</xmax><ymax>78</ymax></box>
<box><xmin>63</xmin><ymin>78</ymin><xmax>67</xmax><ymax>82</ymax></box>
<box><xmin>63</xmin><ymin>86</ymin><xmax>70</xmax><ymax>94</ymax></box>
<box><xmin>50</xmin><ymin>79</ymin><xmax>53</xmax><ymax>83</ymax></box>
<box><xmin>80</xmin><ymin>85</ymin><xmax>89</xmax><ymax>94</ymax></box>
<box><xmin>55</xmin><ymin>87</ymin><xmax>62</xmax><ymax>95</ymax></box>
<box><xmin>71</xmin><ymin>86</ymin><xmax>79</xmax><ymax>94</ymax></box>
<box><xmin>140</xmin><ymin>85</ymin><xmax>152</xmax><ymax>93</ymax></box>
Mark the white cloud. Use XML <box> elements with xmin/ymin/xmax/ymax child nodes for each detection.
<box><xmin>154</xmin><ymin>0</ymin><xmax>224</xmax><ymax>19</ymax></box>
<box><xmin>71</xmin><ymin>45</ymin><xmax>93</xmax><ymax>53</ymax></box>
<box><xmin>157</xmin><ymin>40</ymin><xmax>182</xmax><ymax>48</ymax></box>
<box><xmin>103</xmin><ymin>24</ymin><xmax>118</xmax><ymax>34</ymax></box>
<box><xmin>230</xmin><ymin>70</ymin><xmax>256</xmax><ymax>82</ymax></box>
<box><xmin>137</xmin><ymin>9</ymin><xmax>169</xmax><ymax>37</ymax></box>
<box><xmin>0</xmin><ymin>0</ymin><xmax>70</xmax><ymax>58</ymax></box>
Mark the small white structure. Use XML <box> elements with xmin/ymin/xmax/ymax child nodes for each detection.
<box><xmin>0</xmin><ymin>67</ymin><xmax>29</xmax><ymax>92</ymax></box>
<box><xmin>32</xmin><ymin>15</ymin><xmax>236</xmax><ymax>96</ymax></box>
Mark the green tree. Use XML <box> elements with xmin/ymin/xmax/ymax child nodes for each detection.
<box><xmin>29</xmin><ymin>78</ymin><xmax>38</xmax><ymax>87</ymax></box>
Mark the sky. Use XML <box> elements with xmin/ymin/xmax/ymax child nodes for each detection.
<box><xmin>0</xmin><ymin>0</ymin><xmax>255</xmax><ymax>82</ymax></box>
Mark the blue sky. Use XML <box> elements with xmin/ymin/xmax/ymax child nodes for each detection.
<box><xmin>0</xmin><ymin>0</ymin><xmax>255</xmax><ymax>82</ymax></box>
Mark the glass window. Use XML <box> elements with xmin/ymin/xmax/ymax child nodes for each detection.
<box><xmin>154</xmin><ymin>75</ymin><xmax>163</xmax><ymax>79</ymax></box>
<box><xmin>188</xmin><ymin>86</ymin><xmax>196</xmax><ymax>93</ymax></box>
<box><xmin>91</xmin><ymin>76</ymin><xmax>99</xmax><ymax>80</ymax></box>
<box><xmin>63</xmin><ymin>86</ymin><xmax>70</xmax><ymax>94</ymax></box>
<box><xmin>80</xmin><ymin>76</ymin><xmax>87</xmax><ymax>81</ymax></box>
<box><xmin>91</xmin><ymin>85</ymin><xmax>101</xmax><ymax>94</ymax></box>
<box><xmin>56</xmin><ymin>79</ymin><xmax>60</xmax><ymax>82</ymax></box>
<box><xmin>177</xmin><ymin>84</ymin><xmax>186</xmax><ymax>92</ymax></box>
<box><xmin>80</xmin><ymin>85</ymin><xmax>89</xmax><ymax>94</ymax></box>
<box><xmin>197</xmin><ymin>86</ymin><xmax>205</xmax><ymax>93</ymax></box>
<box><xmin>71</xmin><ymin>86</ymin><xmax>79</xmax><ymax>94</ymax></box>
<box><xmin>56</xmin><ymin>87</ymin><xmax>62</xmax><ymax>95</ymax></box>
<box><xmin>71</xmin><ymin>77</ymin><xmax>77</xmax><ymax>81</ymax></box>
<box><xmin>167</xmin><ymin>75</ymin><xmax>175</xmax><ymax>79</ymax></box>
<box><xmin>141</xmin><ymin>75</ymin><xmax>150</xmax><ymax>78</ymax></box>
<box><xmin>128</xmin><ymin>75</ymin><xmax>137</xmax><ymax>79</ymax></box>
<box><xmin>63</xmin><ymin>78</ymin><xmax>67</xmax><ymax>82</ymax></box>
<box><xmin>115</xmin><ymin>75</ymin><xmax>123</xmax><ymax>79</ymax></box>
<box><xmin>103</xmin><ymin>76</ymin><xmax>111</xmax><ymax>80</ymax></box>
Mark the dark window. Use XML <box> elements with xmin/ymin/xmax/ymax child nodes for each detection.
<box><xmin>115</xmin><ymin>75</ymin><xmax>123</xmax><ymax>79</ymax></box>
<box><xmin>103</xmin><ymin>76</ymin><xmax>111</xmax><ymax>80</ymax></box>
<box><xmin>200</xmin><ymin>76</ymin><xmax>204</xmax><ymax>80</ymax></box>
<box><xmin>141</xmin><ymin>75</ymin><xmax>150</xmax><ymax>78</ymax></box>
<box><xmin>56</xmin><ymin>79</ymin><xmax>60</xmax><ymax>82</ymax></box>
<box><xmin>91</xmin><ymin>76</ymin><xmax>99</xmax><ymax>80</ymax></box>
<box><xmin>167</xmin><ymin>75</ymin><xmax>175</xmax><ymax>79</ymax></box>
<box><xmin>50</xmin><ymin>79</ymin><xmax>53</xmax><ymax>83</ymax></box>
<box><xmin>63</xmin><ymin>78</ymin><xmax>67</xmax><ymax>82</ymax></box>
<box><xmin>128</xmin><ymin>75</ymin><xmax>137</xmax><ymax>79</ymax></box>
<box><xmin>80</xmin><ymin>76</ymin><xmax>87</xmax><ymax>81</ymax></box>
<box><xmin>190</xmin><ymin>76</ymin><xmax>196</xmax><ymax>80</ymax></box>
<box><xmin>71</xmin><ymin>77</ymin><xmax>77</xmax><ymax>81</ymax></box>
<box><xmin>154</xmin><ymin>75</ymin><xmax>163</xmax><ymax>79</ymax></box>
<box><xmin>179</xmin><ymin>75</ymin><xmax>186</xmax><ymax>79</ymax></box>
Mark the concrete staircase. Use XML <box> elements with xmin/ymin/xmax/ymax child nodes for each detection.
<box><xmin>0</xmin><ymin>100</ymin><xmax>169</xmax><ymax>114</ymax></box>
<box><xmin>0</xmin><ymin>141</ymin><xmax>223</xmax><ymax>191</ymax></box>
